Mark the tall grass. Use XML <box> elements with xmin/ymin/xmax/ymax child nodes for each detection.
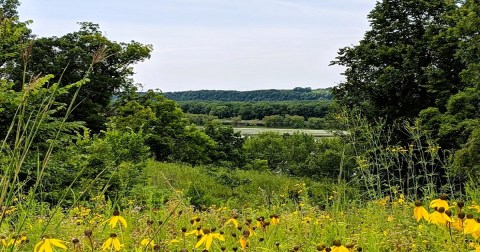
<box><xmin>335</xmin><ymin>109</ymin><xmax>454</xmax><ymax>201</ymax></box>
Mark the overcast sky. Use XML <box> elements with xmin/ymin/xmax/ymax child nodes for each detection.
<box><xmin>18</xmin><ymin>0</ymin><xmax>377</xmax><ymax>92</ymax></box>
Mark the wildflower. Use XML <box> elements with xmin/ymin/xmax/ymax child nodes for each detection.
<box><xmin>413</xmin><ymin>200</ymin><xmax>429</xmax><ymax>222</ymax></box>
<box><xmin>195</xmin><ymin>229</ymin><xmax>224</xmax><ymax>250</ymax></box>
<box><xmin>190</xmin><ymin>216</ymin><xmax>201</xmax><ymax>226</ymax></box>
<box><xmin>472</xmin><ymin>219</ymin><xmax>480</xmax><ymax>240</ymax></box>
<box><xmin>239</xmin><ymin>231</ymin><xmax>250</xmax><ymax>250</ymax></box>
<box><xmin>34</xmin><ymin>236</ymin><xmax>67</xmax><ymax>252</ymax></box>
<box><xmin>464</xmin><ymin>214</ymin><xmax>478</xmax><ymax>234</ymax></box>
<box><xmin>387</xmin><ymin>215</ymin><xmax>394</xmax><ymax>222</ymax></box>
<box><xmin>1</xmin><ymin>236</ymin><xmax>13</xmax><ymax>247</ymax></box>
<box><xmin>468</xmin><ymin>205</ymin><xmax>480</xmax><ymax>213</ymax></box>
<box><xmin>270</xmin><ymin>214</ymin><xmax>280</xmax><ymax>225</ymax></box>
<box><xmin>105</xmin><ymin>209</ymin><xmax>127</xmax><ymax>229</ymax></box>
<box><xmin>453</xmin><ymin>212</ymin><xmax>466</xmax><ymax>230</ymax></box>
<box><xmin>331</xmin><ymin>240</ymin><xmax>349</xmax><ymax>252</ymax></box>
<box><xmin>255</xmin><ymin>217</ymin><xmax>265</xmax><ymax>229</ymax></box>
<box><xmin>169</xmin><ymin>239</ymin><xmax>180</xmax><ymax>244</ymax></box>
<box><xmin>430</xmin><ymin>194</ymin><xmax>449</xmax><ymax>210</ymax></box>
<box><xmin>375</xmin><ymin>196</ymin><xmax>390</xmax><ymax>207</ymax></box>
<box><xmin>428</xmin><ymin>207</ymin><xmax>452</xmax><ymax>225</ymax></box>
<box><xmin>225</xmin><ymin>215</ymin><xmax>239</xmax><ymax>228</ymax></box>
<box><xmin>102</xmin><ymin>233</ymin><xmax>122</xmax><ymax>251</ymax></box>
<box><xmin>141</xmin><ymin>238</ymin><xmax>155</xmax><ymax>249</ymax></box>
<box><xmin>185</xmin><ymin>226</ymin><xmax>203</xmax><ymax>237</ymax></box>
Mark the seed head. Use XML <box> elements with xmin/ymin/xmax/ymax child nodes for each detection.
<box><xmin>332</xmin><ymin>240</ymin><xmax>341</xmax><ymax>247</ymax></box>
<box><xmin>84</xmin><ymin>229</ymin><xmax>93</xmax><ymax>237</ymax></box>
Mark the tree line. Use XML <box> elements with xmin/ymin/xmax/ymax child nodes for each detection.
<box><xmin>178</xmin><ymin>100</ymin><xmax>331</xmax><ymax>120</ymax></box>
<box><xmin>162</xmin><ymin>87</ymin><xmax>332</xmax><ymax>101</ymax></box>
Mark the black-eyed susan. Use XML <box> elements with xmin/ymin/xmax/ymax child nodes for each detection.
<box><xmin>270</xmin><ymin>214</ymin><xmax>280</xmax><ymax>225</ymax></box>
<box><xmin>141</xmin><ymin>238</ymin><xmax>156</xmax><ymax>249</ymax></box>
<box><xmin>453</xmin><ymin>212</ymin><xmax>466</xmax><ymax>230</ymax></box>
<box><xmin>102</xmin><ymin>233</ymin><xmax>122</xmax><ymax>251</ymax></box>
<box><xmin>1</xmin><ymin>236</ymin><xmax>13</xmax><ymax>247</ymax></box>
<box><xmin>255</xmin><ymin>216</ymin><xmax>265</xmax><ymax>229</ymax></box>
<box><xmin>190</xmin><ymin>216</ymin><xmax>201</xmax><ymax>226</ymax></box>
<box><xmin>225</xmin><ymin>214</ymin><xmax>239</xmax><ymax>228</ymax></box>
<box><xmin>428</xmin><ymin>207</ymin><xmax>452</xmax><ymax>225</ymax></box>
<box><xmin>331</xmin><ymin>240</ymin><xmax>349</xmax><ymax>252</ymax></box>
<box><xmin>429</xmin><ymin>194</ymin><xmax>449</xmax><ymax>210</ymax></box>
<box><xmin>105</xmin><ymin>209</ymin><xmax>127</xmax><ymax>229</ymax></box>
<box><xmin>34</xmin><ymin>236</ymin><xmax>67</xmax><ymax>252</ymax></box>
<box><xmin>472</xmin><ymin>219</ymin><xmax>480</xmax><ymax>240</ymax></box>
<box><xmin>185</xmin><ymin>226</ymin><xmax>204</xmax><ymax>237</ymax></box>
<box><xmin>239</xmin><ymin>231</ymin><xmax>250</xmax><ymax>250</ymax></box>
<box><xmin>194</xmin><ymin>229</ymin><xmax>224</xmax><ymax>250</ymax></box>
<box><xmin>464</xmin><ymin>214</ymin><xmax>477</xmax><ymax>234</ymax></box>
<box><xmin>413</xmin><ymin>200</ymin><xmax>429</xmax><ymax>222</ymax></box>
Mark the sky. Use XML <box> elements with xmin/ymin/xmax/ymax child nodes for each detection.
<box><xmin>17</xmin><ymin>0</ymin><xmax>377</xmax><ymax>92</ymax></box>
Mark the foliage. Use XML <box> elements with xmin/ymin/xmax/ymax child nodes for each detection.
<box><xmin>3</xmin><ymin>22</ymin><xmax>152</xmax><ymax>132</ymax></box>
<box><xmin>203</xmin><ymin>121</ymin><xmax>246</xmax><ymax>167</ymax></box>
<box><xmin>178</xmin><ymin>100</ymin><xmax>331</xmax><ymax>120</ymax></box>
<box><xmin>163</xmin><ymin>87</ymin><xmax>332</xmax><ymax>101</ymax></box>
<box><xmin>109</xmin><ymin>90</ymin><xmax>216</xmax><ymax>165</ymax></box>
<box><xmin>332</xmin><ymin>0</ymin><xmax>461</xmax><ymax>121</ymax></box>
<box><xmin>243</xmin><ymin>132</ymin><xmax>354</xmax><ymax>180</ymax></box>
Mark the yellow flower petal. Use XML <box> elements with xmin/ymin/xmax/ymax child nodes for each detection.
<box><xmin>49</xmin><ymin>239</ymin><xmax>67</xmax><ymax>250</ymax></box>
<box><xmin>195</xmin><ymin>235</ymin><xmax>207</xmax><ymax>249</ymax></box>
<box><xmin>118</xmin><ymin>216</ymin><xmax>128</xmax><ymax>228</ymax></box>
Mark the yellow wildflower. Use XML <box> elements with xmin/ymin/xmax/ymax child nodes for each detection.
<box><xmin>225</xmin><ymin>215</ymin><xmax>239</xmax><ymax>228</ymax></box>
<box><xmin>270</xmin><ymin>214</ymin><xmax>280</xmax><ymax>225</ymax></box>
<box><xmin>105</xmin><ymin>209</ymin><xmax>127</xmax><ymax>229</ymax></box>
<box><xmin>331</xmin><ymin>240</ymin><xmax>349</xmax><ymax>252</ymax></box>
<box><xmin>428</xmin><ymin>207</ymin><xmax>452</xmax><ymax>225</ymax></box>
<box><xmin>102</xmin><ymin>233</ymin><xmax>122</xmax><ymax>251</ymax></box>
<box><xmin>34</xmin><ymin>236</ymin><xmax>67</xmax><ymax>252</ymax></box>
<box><xmin>194</xmin><ymin>229</ymin><xmax>224</xmax><ymax>250</ymax></box>
<box><xmin>464</xmin><ymin>214</ymin><xmax>478</xmax><ymax>234</ymax></box>
<box><xmin>430</xmin><ymin>194</ymin><xmax>449</xmax><ymax>210</ymax></box>
<box><xmin>255</xmin><ymin>216</ymin><xmax>265</xmax><ymax>229</ymax></box>
<box><xmin>452</xmin><ymin>212</ymin><xmax>465</xmax><ymax>231</ymax></box>
<box><xmin>375</xmin><ymin>196</ymin><xmax>390</xmax><ymax>207</ymax></box>
<box><xmin>141</xmin><ymin>238</ymin><xmax>155</xmax><ymax>249</ymax></box>
<box><xmin>468</xmin><ymin>205</ymin><xmax>480</xmax><ymax>213</ymax></box>
<box><xmin>239</xmin><ymin>230</ymin><xmax>251</xmax><ymax>250</ymax></box>
<box><xmin>190</xmin><ymin>216</ymin><xmax>201</xmax><ymax>226</ymax></box>
<box><xmin>185</xmin><ymin>227</ymin><xmax>203</xmax><ymax>237</ymax></box>
<box><xmin>413</xmin><ymin>201</ymin><xmax>429</xmax><ymax>222</ymax></box>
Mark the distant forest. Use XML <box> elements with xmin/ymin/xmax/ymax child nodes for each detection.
<box><xmin>178</xmin><ymin>100</ymin><xmax>331</xmax><ymax>120</ymax></box>
<box><xmin>163</xmin><ymin>87</ymin><xmax>332</xmax><ymax>101</ymax></box>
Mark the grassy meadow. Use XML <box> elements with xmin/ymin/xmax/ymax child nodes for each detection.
<box><xmin>2</xmin><ymin>161</ymin><xmax>480</xmax><ymax>251</ymax></box>
<box><xmin>3</xmin><ymin>1</ymin><xmax>480</xmax><ymax>251</ymax></box>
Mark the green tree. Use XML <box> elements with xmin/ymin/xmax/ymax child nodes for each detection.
<box><xmin>109</xmin><ymin>91</ymin><xmax>215</xmax><ymax>165</ymax></box>
<box><xmin>332</xmin><ymin>0</ymin><xmax>461</xmax><ymax>121</ymax></box>
<box><xmin>5</xmin><ymin>22</ymin><xmax>152</xmax><ymax>132</ymax></box>
<box><xmin>0</xmin><ymin>0</ymin><xmax>31</xmax><ymax>73</ymax></box>
<box><xmin>243</xmin><ymin>132</ymin><xmax>286</xmax><ymax>171</ymax></box>
<box><xmin>203</xmin><ymin>121</ymin><xmax>246</xmax><ymax>167</ymax></box>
